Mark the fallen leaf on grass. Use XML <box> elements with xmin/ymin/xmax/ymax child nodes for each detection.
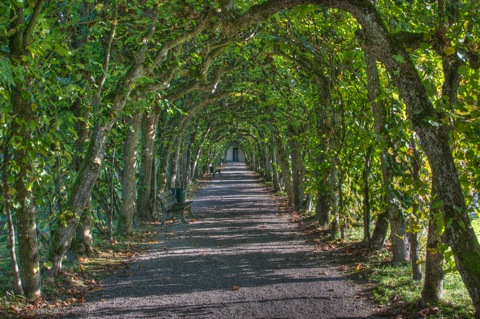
<box><xmin>418</xmin><ymin>307</ymin><xmax>439</xmax><ymax>317</ymax></box>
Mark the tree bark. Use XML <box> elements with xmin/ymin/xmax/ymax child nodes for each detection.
<box><xmin>10</xmin><ymin>89</ymin><xmax>42</xmax><ymax>299</ymax></box>
<box><xmin>138</xmin><ymin>109</ymin><xmax>160</xmax><ymax>220</ymax></box>
<box><xmin>289</xmin><ymin>136</ymin><xmax>305</xmax><ymax>209</ymax></box>
<box><xmin>370</xmin><ymin>210</ymin><xmax>389</xmax><ymax>250</ymax></box>
<box><xmin>422</xmin><ymin>185</ymin><xmax>446</xmax><ymax>305</ymax></box>
<box><xmin>6</xmin><ymin>0</ymin><xmax>46</xmax><ymax>298</ymax></box>
<box><xmin>271</xmin><ymin>141</ymin><xmax>281</xmax><ymax>192</ymax></box>
<box><xmin>389</xmin><ymin>206</ymin><xmax>410</xmax><ymax>265</ymax></box>
<box><xmin>118</xmin><ymin>113</ymin><xmax>143</xmax><ymax>235</ymax></box>
<box><xmin>409</xmin><ymin>231</ymin><xmax>423</xmax><ymax>281</ymax></box>
<box><xmin>191</xmin><ymin>123</ymin><xmax>213</xmax><ymax>181</ymax></box>
<box><xmin>275</xmin><ymin>135</ymin><xmax>294</xmax><ymax>206</ymax></box>
<box><xmin>74</xmin><ymin>209</ymin><xmax>98</xmax><ymax>257</ymax></box>
<box><xmin>409</xmin><ymin>135</ymin><xmax>423</xmax><ymax>281</ymax></box>
<box><xmin>1</xmin><ymin>138</ymin><xmax>24</xmax><ymax>296</ymax></box>
<box><xmin>363</xmin><ymin>146</ymin><xmax>372</xmax><ymax>244</ymax></box>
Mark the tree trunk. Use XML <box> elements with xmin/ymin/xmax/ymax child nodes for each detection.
<box><xmin>409</xmin><ymin>232</ymin><xmax>423</xmax><ymax>281</ymax></box>
<box><xmin>191</xmin><ymin>123</ymin><xmax>213</xmax><ymax>182</ymax></box>
<box><xmin>289</xmin><ymin>137</ymin><xmax>305</xmax><ymax>209</ymax></box>
<box><xmin>48</xmin><ymin>121</ymin><xmax>113</xmax><ymax>276</ymax></box>
<box><xmin>1</xmin><ymin>140</ymin><xmax>24</xmax><ymax>296</ymax></box>
<box><xmin>271</xmin><ymin>142</ymin><xmax>281</xmax><ymax>192</ymax></box>
<box><xmin>363</xmin><ymin>45</ymin><xmax>409</xmax><ymax>262</ymax></box>
<box><xmin>409</xmin><ymin>135</ymin><xmax>423</xmax><ymax>281</ymax></box>
<box><xmin>275</xmin><ymin>135</ymin><xmax>294</xmax><ymax>206</ymax></box>
<box><xmin>370</xmin><ymin>210</ymin><xmax>389</xmax><ymax>250</ymax></box>
<box><xmin>315</xmin><ymin>182</ymin><xmax>331</xmax><ymax>226</ymax></box>
<box><xmin>170</xmin><ymin>134</ymin><xmax>185</xmax><ymax>189</ymax></box>
<box><xmin>10</xmin><ymin>90</ymin><xmax>41</xmax><ymax>299</ymax></box>
<box><xmin>6</xmin><ymin>3</ymin><xmax>45</xmax><ymax>297</ymax></box>
<box><xmin>329</xmin><ymin>156</ymin><xmax>340</xmax><ymax>238</ymax></box>
<box><xmin>157</xmin><ymin>144</ymin><xmax>173</xmax><ymax>193</ymax></box>
<box><xmin>389</xmin><ymin>206</ymin><xmax>410</xmax><ymax>265</ymax></box>
<box><xmin>422</xmin><ymin>186</ymin><xmax>446</xmax><ymax>305</ymax></box>
<box><xmin>74</xmin><ymin>210</ymin><xmax>98</xmax><ymax>257</ymax></box>
<box><xmin>363</xmin><ymin>146</ymin><xmax>372</xmax><ymax>244</ymax></box>
<box><xmin>138</xmin><ymin>110</ymin><xmax>160</xmax><ymax>220</ymax></box>
<box><xmin>263</xmin><ymin>140</ymin><xmax>272</xmax><ymax>182</ymax></box>
<box><xmin>118</xmin><ymin>113</ymin><xmax>143</xmax><ymax>235</ymax></box>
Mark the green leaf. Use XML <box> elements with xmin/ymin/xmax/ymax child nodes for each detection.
<box><xmin>44</xmin><ymin>261</ymin><xmax>53</xmax><ymax>270</ymax></box>
<box><xmin>54</xmin><ymin>43</ymin><xmax>71</xmax><ymax>57</ymax></box>
<box><xmin>393</xmin><ymin>54</ymin><xmax>405</xmax><ymax>63</ymax></box>
<box><xmin>431</xmin><ymin>199</ymin><xmax>443</xmax><ymax>209</ymax></box>
<box><xmin>444</xmin><ymin>47</ymin><xmax>455</xmax><ymax>56</ymax></box>
<box><xmin>457</xmin><ymin>65</ymin><xmax>469</xmax><ymax>76</ymax></box>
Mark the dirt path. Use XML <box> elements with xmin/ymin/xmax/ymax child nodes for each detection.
<box><xmin>60</xmin><ymin>163</ymin><xmax>378</xmax><ymax>318</ymax></box>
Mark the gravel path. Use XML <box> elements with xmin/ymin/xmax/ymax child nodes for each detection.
<box><xmin>60</xmin><ymin>163</ymin><xmax>378</xmax><ymax>318</ymax></box>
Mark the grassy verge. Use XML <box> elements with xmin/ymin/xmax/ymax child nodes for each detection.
<box><xmin>295</xmin><ymin>212</ymin><xmax>478</xmax><ymax>319</ymax></box>
<box><xmin>0</xmin><ymin>223</ymin><xmax>159</xmax><ymax>318</ymax></box>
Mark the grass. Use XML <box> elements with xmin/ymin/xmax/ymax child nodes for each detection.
<box><xmin>296</xmin><ymin>214</ymin><xmax>478</xmax><ymax>319</ymax></box>
<box><xmin>368</xmin><ymin>261</ymin><xmax>474</xmax><ymax>318</ymax></box>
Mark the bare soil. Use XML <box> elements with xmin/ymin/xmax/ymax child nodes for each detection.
<box><xmin>57</xmin><ymin>163</ymin><xmax>380</xmax><ymax>318</ymax></box>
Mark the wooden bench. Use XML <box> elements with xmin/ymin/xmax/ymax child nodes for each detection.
<box><xmin>154</xmin><ymin>191</ymin><xmax>195</xmax><ymax>226</ymax></box>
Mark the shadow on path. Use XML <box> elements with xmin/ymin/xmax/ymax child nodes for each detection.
<box><xmin>60</xmin><ymin>162</ymin><xmax>378</xmax><ymax>319</ymax></box>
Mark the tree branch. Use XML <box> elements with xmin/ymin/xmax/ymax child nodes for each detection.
<box><xmin>98</xmin><ymin>3</ymin><xmax>118</xmax><ymax>92</ymax></box>
<box><xmin>23</xmin><ymin>0</ymin><xmax>46</xmax><ymax>48</ymax></box>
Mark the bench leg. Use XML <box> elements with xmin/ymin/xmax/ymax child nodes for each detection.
<box><xmin>186</xmin><ymin>206</ymin><xmax>196</xmax><ymax>219</ymax></box>
<box><xmin>180</xmin><ymin>210</ymin><xmax>188</xmax><ymax>224</ymax></box>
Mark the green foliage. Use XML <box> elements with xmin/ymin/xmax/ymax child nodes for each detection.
<box><xmin>0</xmin><ymin>0</ymin><xmax>479</xmax><ymax>314</ymax></box>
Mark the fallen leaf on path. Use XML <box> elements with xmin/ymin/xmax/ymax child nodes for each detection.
<box><xmin>232</xmin><ymin>285</ymin><xmax>240</xmax><ymax>291</ymax></box>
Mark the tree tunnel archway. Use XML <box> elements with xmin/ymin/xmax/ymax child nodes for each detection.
<box><xmin>1</xmin><ymin>0</ymin><xmax>480</xmax><ymax>316</ymax></box>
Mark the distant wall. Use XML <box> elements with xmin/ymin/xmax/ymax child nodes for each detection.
<box><xmin>225</xmin><ymin>145</ymin><xmax>246</xmax><ymax>162</ymax></box>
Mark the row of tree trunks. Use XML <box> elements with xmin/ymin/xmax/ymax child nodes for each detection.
<box><xmin>345</xmin><ymin>1</ymin><xmax>480</xmax><ymax>315</ymax></box>
<box><xmin>364</xmin><ymin>49</ymin><xmax>409</xmax><ymax>262</ymax></box>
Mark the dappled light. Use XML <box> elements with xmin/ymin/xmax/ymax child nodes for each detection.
<box><xmin>57</xmin><ymin>163</ymin><xmax>374</xmax><ymax>318</ymax></box>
